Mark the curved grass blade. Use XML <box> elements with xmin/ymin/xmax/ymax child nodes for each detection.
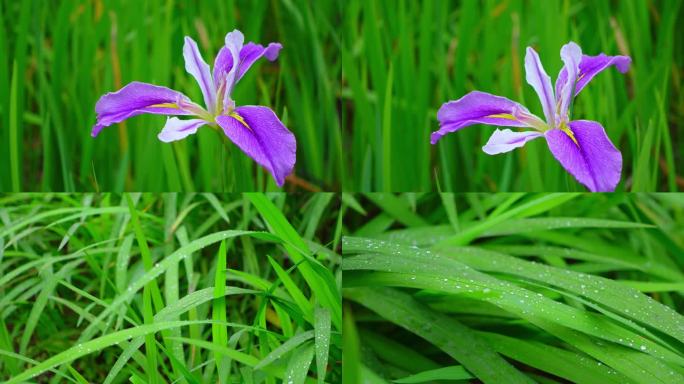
<box><xmin>393</xmin><ymin>366</ymin><xmax>473</xmax><ymax>383</ymax></box>
<box><xmin>345</xmin><ymin>287</ymin><xmax>535</xmax><ymax>384</ymax></box>
<box><xmin>440</xmin><ymin>246</ymin><xmax>684</xmax><ymax>346</ymax></box>
<box><xmin>254</xmin><ymin>330</ymin><xmax>314</xmax><ymax>370</ymax></box>
<box><xmin>6</xmin><ymin>320</ymin><xmax>222</xmax><ymax>384</ymax></box>
<box><xmin>314</xmin><ymin>307</ymin><xmax>331</xmax><ymax>383</ymax></box>
<box><xmin>284</xmin><ymin>342</ymin><xmax>315</xmax><ymax>384</ymax></box>
<box><xmin>213</xmin><ymin>240</ymin><xmax>230</xmax><ymax>383</ymax></box>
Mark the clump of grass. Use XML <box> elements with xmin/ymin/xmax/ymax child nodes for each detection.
<box><xmin>0</xmin><ymin>193</ymin><xmax>342</xmax><ymax>383</ymax></box>
<box><xmin>343</xmin><ymin>193</ymin><xmax>684</xmax><ymax>383</ymax></box>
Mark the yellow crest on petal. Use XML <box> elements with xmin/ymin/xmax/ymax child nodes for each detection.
<box><xmin>229</xmin><ymin>112</ymin><xmax>250</xmax><ymax>130</ymax></box>
<box><xmin>148</xmin><ymin>103</ymin><xmax>179</xmax><ymax>109</ymax></box>
<box><xmin>486</xmin><ymin>113</ymin><xmax>518</xmax><ymax>121</ymax></box>
<box><xmin>560</xmin><ymin>123</ymin><xmax>579</xmax><ymax>147</ymax></box>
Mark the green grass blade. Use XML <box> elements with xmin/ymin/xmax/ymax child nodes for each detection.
<box><xmin>314</xmin><ymin>307</ymin><xmax>331</xmax><ymax>383</ymax></box>
<box><xmin>213</xmin><ymin>240</ymin><xmax>230</xmax><ymax>383</ymax></box>
<box><xmin>345</xmin><ymin>287</ymin><xmax>534</xmax><ymax>384</ymax></box>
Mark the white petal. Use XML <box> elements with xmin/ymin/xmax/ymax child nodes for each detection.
<box><xmin>158</xmin><ymin>118</ymin><xmax>206</xmax><ymax>143</ymax></box>
<box><xmin>558</xmin><ymin>42</ymin><xmax>583</xmax><ymax>119</ymax></box>
<box><xmin>482</xmin><ymin>129</ymin><xmax>543</xmax><ymax>155</ymax></box>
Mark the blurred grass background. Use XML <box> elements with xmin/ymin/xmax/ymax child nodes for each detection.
<box><xmin>0</xmin><ymin>0</ymin><xmax>342</xmax><ymax>192</ymax></box>
<box><xmin>342</xmin><ymin>0</ymin><xmax>684</xmax><ymax>192</ymax></box>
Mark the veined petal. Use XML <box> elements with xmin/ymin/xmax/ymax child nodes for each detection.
<box><xmin>158</xmin><ymin>117</ymin><xmax>207</xmax><ymax>143</ymax></box>
<box><xmin>545</xmin><ymin>120</ymin><xmax>622</xmax><ymax>192</ymax></box>
<box><xmin>432</xmin><ymin>91</ymin><xmax>544</xmax><ymax>144</ymax></box>
<box><xmin>556</xmin><ymin>53</ymin><xmax>631</xmax><ymax>97</ymax></box>
<box><xmin>215</xmin><ymin>105</ymin><xmax>296</xmax><ymax>187</ymax></box>
<box><xmin>183</xmin><ymin>36</ymin><xmax>217</xmax><ymax>113</ymax></box>
<box><xmin>482</xmin><ymin>129</ymin><xmax>544</xmax><ymax>155</ymax></box>
<box><xmin>92</xmin><ymin>81</ymin><xmax>194</xmax><ymax>137</ymax></box>
<box><xmin>222</xmin><ymin>29</ymin><xmax>245</xmax><ymax>105</ymax></box>
<box><xmin>556</xmin><ymin>42</ymin><xmax>582</xmax><ymax>120</ymax></box>
<box><xmin>213</xmin><ymin>42</ymin><xmax>282</xmax><ymax>86</ymax></box>
<box><xmin>234</xmin><ymin>42</ymin><xmax>282</xmax><ymax>80</ymax></box>
<box><xmin>524</xmin><ymin>46</ymin><xmax>556</xmax><ymax>127</ymax></box>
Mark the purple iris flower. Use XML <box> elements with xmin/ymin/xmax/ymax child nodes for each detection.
<box><xmin>432</xmin><ymin>42</ymin><xmax>631</xmax><ymax>192</ymax></box>
<box><xmin>92</xmin><ymin>30</ymin><xmax>296</xmax><ymax>187</ymax></box>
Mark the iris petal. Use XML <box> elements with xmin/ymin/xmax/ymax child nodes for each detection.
<box><xmin>524</xmin><ymin>47</ymin><xmax>556</xmax><ymax>127</ymax></box>
<box><xmin>482</xmin><ymin>129</ymin><xmax>544</xmax><ymax>155</ymax></box>
<box><xmin>556</xmin><ymin>42</ymin><xmax>582</xmax><ymax>120</ymax></box>
<box><xmin>545</xmin><ymin>120</ymin><xmax>622</xmax><ymax>192</ymax></box>
<box><xmin>183</xmin><ymin>36</ymin><xmax>217</xmax><ymax>113</ymax></box>
<box><xmin>432</xmin><ymin>91</ymin><xmax>542</xmax><ymax>144</ymax></box>
<box><xmin>215</xmin><ymin>106</ymin><xmax>296</xmax><ymax>187</ymax></box>
<box><xmin>556</xmin><ymin>53</ymin><xmax>631</xmax><ymax>98</ymax></box>
<box><xmin>157</xmin><ymin>118</ymin><xmax>207</xmax><ymax>143</ymax></box>
<box><xmin>92</xmin><ymin>81</ymin><xmax>193</xmax><ymax>137</ymax></box>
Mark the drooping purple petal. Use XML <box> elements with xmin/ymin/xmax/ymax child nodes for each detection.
<box><xmin>524</xmin><ymin>47</ymin><xmax>556</xmax><ymax>127</ymax></box>
<box><xmin>213</xmin><ymin>42</ymin><xmax>282</xmax><ymax>86</ymax></box>
<box><xmin>157</xmin><ymin>117</ymin><xmax>207</xmax><ymax>143</ymax></box>
<box><xmin>183</xmin><ymin>36</ymin><xmax>217</xmax><ymax>113</ymax></box>
<box><xmin>215</xmin><ymin>105</ymin><xmax>296</xmax><ymax>187</ymax></box>
<box><xmin>234</xmin><ymin>42</ymin><xmax>282</xmax><ymax>81</ymax></box>
<box><xmin>555</xmin><ymin>53</ymin><xmax>631</xmax><ymax>98</ymax></box>
<box><xmin>432</xmin><ymin>91</ymin><xmax>545</xmax><ymax>144</ymax></box>
<box><xmin>482</xmin><ymin>129</ymin><xmax>544</xmax><ymax>155</ymax></box>
<box><xmin>545</xmin><ymin>120</ymin><xmax>622</xmax><ymax>192</ymax></box>
<box><xmin>556</xmin><ymin>42</ymin><xmax>582</xmax><ymax>121</ymax></box>
<box><xmin>92</xmin><ymin>81</ymin><xmax>194</xmax><ymax>137</ymax></box>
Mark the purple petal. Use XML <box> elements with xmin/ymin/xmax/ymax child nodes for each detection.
<box><xmin>524</xmin><ymin>47</ymin><xmax>556</xmax><ymax>127</ymax></box>
<box><xmin>183</xmin><ymin>36</ymin><xmax>217</xmax><ymax>113</ymax></box>
<box><xmin>545</xmin><ymin>120</ymin><xmax>622</xmax><ymax>192</ymax></box>
<box><xmin>92</xmin><ymin>81</ymin><xmax>193</xmax><ymax>137</ymax></box>
<box><xmin>556</xmin><ymin>53</ymin><xmax>631</xmax><ymax>97</ymax></box>
<box><xmin>213</xmin><ymin>42</ymin><xmax>282</xmax><ymax>85</ymax></box>
<box><xmin>213</xmin><ymin>46</ymin><xmax>233</xmax><ymax>85</ymax></box>
<box><xmin>157</xmin><ymin>117</ymin><xmax>207</xmax><ymax>143</ymax></box>
<box><xmin>222</xmin><ymin>30</ymin><xmax>245</xmax><ymax>102</ymax></box>
<box><xmin>432</xmin><ymin>91</ymin><xmax>544</xmax><ymax>144</ymax></box>
<box><xmin>482</xmin><ymin>129</ymin><xmax>544</xmax><ymax>155</ymax></box>
<box><xmin>556</xmin><ymin>42</ymin><xmax>582</xmax><ymax>120</ymax></box>
<box><xmin>235</xmin><ymin>42</ymin><xmax>282</xmax><ymax>81</ymax></box>
<box><xmin>215</xmin><ymin>105</ymin><xmax>296</xmax><ymax>187</ymax></box>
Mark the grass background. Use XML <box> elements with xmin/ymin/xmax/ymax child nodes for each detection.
<box><xmin>342</xmin><ymin>0</ymin><xmax>684</xmax><ymax>192</ymax></box>
<box><xmin>0</xmin><ymin>0</ymin><xmax>342</xmax><ymax>192</ymax></box>
<box><xmin>342</xmin><ymin>193</ymin><xmax>684</xmax><ymax>383</ymax></box>
<box><xmin>0</xmin><ymin>193</ymin><xmax>342</xmax><ymax>383</ymax></box>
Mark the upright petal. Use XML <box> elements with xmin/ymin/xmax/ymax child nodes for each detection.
<box><xmin>213</xmin><ymin>42</ymin><xmax>282</xmax><ymax>86</ymax></box>
<box><xmin>556</xmin><ymin>42</ymin><xmax>582</xmax><ymax>120</ymax></box>
<box><xmin>524</xmin><ymin>47</ymin><xmax>556</xmax><ymax>127</ymax></box>
<box><xmin>157</xmin><ymin>117</ymin><xmax>207</xmax><ymax>143</ymax></box>
<box><xmin>482</xmin><ymin>129</ymin><xmax>544</xmax><ymax>155</ymax></box>
<box><xmin>213</xmin><ymin>46</ymin><xmax>234</xmax><ymax>84</ymax></box>
<box><xmin>545</xmin><ymin>120</ymin><xmax>622</xmax><ymax>192</ymax></box>
<box><xmin>556</xmin><ymin>53</ymin><xmax>631</xmax><ymax>97</ymax></box>
<box><xmin>432</xmin><ymin>91</ymin><xmax>545</xmax><ymax>144</ymax></box>
<box><xmin>183</xmin><ymin>36</ymin><xmax>217</xmax><ymax>113</ymax></box>
<box><xmin>92</xmin><ymin>81</ymin><xmax>194</xmax><ymax>137</ymax></box>
<box><xmin>215</xmin><ymin>105</ymin><xmax>296</xmax><ymax>187</ymax></box>
<box><xmin>222</xmin><ymin>29</ymin><xmax>245</xmax><ymax>102</ymax></box>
